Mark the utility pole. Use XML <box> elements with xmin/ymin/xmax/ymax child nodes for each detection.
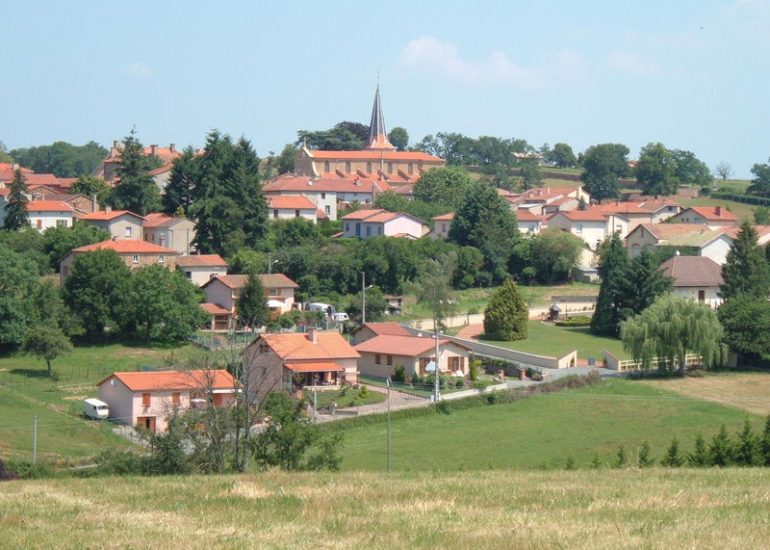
<box><xmin>433</xmin><ymin>323</ymin><xmax>440</xmax><ymax>403</ymax></box>
<box><xmin>361</xmin><ymin>271</ymin><xmax>366</xmax><ymax>325</ymax></box>
<box><xmin>386</xmin><ymin>377</ymin><xmax>391</xmax><ymax>474</ymax></box>
<box><xmin>32</xmin><ymin>415</ymin><xmax>37</xmax><ymax>465</ymax></box>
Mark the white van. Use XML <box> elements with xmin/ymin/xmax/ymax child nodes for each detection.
<box><xmin>307</xmin><ymin>302</ymin><xmax>336</xmax><ymax>317</ymax></box>
<box><xmin>332</xmin><ymin>312</ymin><xmax>349</xmax><ymax>322</ymax></box>
<box><xmin>83</xmin><ymin>398</ymin><xmax>109</xmax><ymax>420</ymax></box>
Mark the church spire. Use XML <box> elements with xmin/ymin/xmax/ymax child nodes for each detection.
<box><xmin>365</xmin><ymin>84</ymin><xmax>396</xmax><ymax>151</ymax></box>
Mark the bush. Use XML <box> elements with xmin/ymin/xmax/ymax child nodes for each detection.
<box><xmin>95</xmin><ymin>448</ymin><xmax>145</xmax><ymax>475</ymax></box>
<box><xmin>0</xmin><ymin>458</ymin><xmax>18</xmax><ymax>481</ymax></box>
<box><xmin>482</xmin><ymin>358</ymin><xmax>522</xmax><ymax>377</ymax></box>
<box><xmin>455</xmin><ymin>378</ymin><xmax>465</xmax><ymax>389</ymax></box>
<box><xmin>468</xmin><ymin>359</ymin><xmax>481</xmax><ymax>381</ymax></box>
<box><xmin>435</xmin><ymin>400</ymin><xmax>451</xmax><ymax>415</ymax></box>
<box><xmin>358</xmin><ymin>385</ymin><xmax>369</xmax><ymax>399</ymax></box>
<box><xmin>393</xmin><ymin>365</ymin><xmax>405</xmax><ymax>383</ymax></box>
<box><xmin>555</xmin><ymin>316</ymin><xmax>591</xmax><ymax>327</ymax></box>
<box><xmin>5</xmin><ymin>460</ymin><xmax>56</xmax><ymax>479</ymax></box>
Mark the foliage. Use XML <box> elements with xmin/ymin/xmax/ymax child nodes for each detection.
<box><xmin>0</xmin><ymin>140</ymin><xmax>13</xmax><ymax>163</ymax></box>
<box><xmin>450</xmin><ymin>181</ymin><xmax>519</xmax><ymax>280</ymax></box>
<box><xmin>661</xmin><ymin>437</ymin><xmax>684</xmax><ymax>467</ymax></box>
<box><xmin>762</xmin><ymin>415</ymin><xmax>770</xmax><ymax>467</ymax></box>
<box><xmin>547</xmin><ymin>143</ymin><xmax>577</xmax><ymax>168</ymax></box>
<box><xmin>297</xmin><ymin>121</ymin><xmax>367</xmax><ymax>151</ymax></box>
<box><xmin>483</xmin><ymin>279</ymin><xmax>528</xmax><ymax>341</ymax></box>
<box><xmin>348</xmin><ymin>284</ymin><xmax>388</xmax><ymax>322</ymax></box>
<box><xmin>237</xmin><ymin>272</ymin><xmax>269</xmax><ymax>330</ymax></box>
<box><xmin>715</xmin><ymin>161</ymin><xmax>733</xmax><ymax>182</ymax></box>
<box><xmin>388</xmin><ymin>127</ymin><xmax>409</xmax><ymax>151</ymax></box>
<box><xmin>411</xmin><ymin>257</ymin><xmax>456</xmax><ymax>332</ymax></box>
<box><xmin>709</xmin><ymin>424</ymin><xmax>733</xmax><ymax>467</ymax></box>
<box><xmin>637</xmin><ymin>440</ymin><xmax>653</xmax><ymax>468</ymax></box>
<box><xmin>0</xmin><ymin>246</ymin><xmax>40</xmax><ymax>346</ymax></box>
<box><xmin>23</xmin><ymin>324</ymin><xmax>73</xmax><ymax>376</ymax></box>
<box><xmin>10</xmin><ymin>141</ymin><xmax>107</xmax><ymax>177</ymax></box>
<box><xmin>688</xmin><ymin>434</ymin><xmax>709</xmax><ymax>466</ymax></box>
<box><xmin>143</xmin><ymin>417</ymin><xmax>191</xmax><ymax>475</ymax></box>
<box><xmin>636</xmin><ymin>142</ymin><xmax>678</xmax><ymax>197</ymax></box>
<box><xmin>518</xmin><ymin>158</ymin><xmax>542</xmax><ymax>190</ymax></box>
<box><xmin>70</xmin><ymin>175</ymin><xmax>110</xmax><ymax>205</ymax></box>
<box><xmin>519</xmin><ymin>229</ymin><xmax>584</xmax><ymax>284</ymax></box>
<box><xmin>63</xmin><ymin>249</ymin><xmax>132</xmax><ymax>340</ymax></box>
<box><xmin>122</xmin><ymin>266</ymin><xmax>207</xmax><ymax>341</ymax></box>
<box><xmin>621</xmin><ymin>294</ymin><xmax>725</xmax><ymax>373</ymax></box>
<box><xmin>718</xmin><ymin>295</ymin><xmax>770</xmax><ymax>361</ymax></box>
<box><xmin>106</xmin><ymin>130</ymin><xmax>162</xmax><ymax>215</ymax></box>
<box><xmin>754</xmin><ymin>206</ymin><xmax>770</xmax><ymax>224</ymax></box>
<box><xmin>252</xmin><ymin>392</ymin><xmax>342</xmax><ymax>471</ymax></box>
<box><xmin>590</xmin><ymin>234</ymin><xmax>629</xmax><ymax>337</ymax></box>
<box><xmin>276</xmin><ymin>143</ymin><xmax>297</xmax><ymax>174</ymax></box>
<box><xmin>414</xmin><ymin>166</ymin><xmax>474</xmax><ymax>210</ymax></box>
<box><xmin>613</xmin><ymin>445</ymin><xmax>627</xmax><ymax>468</ymax></box>
<box><xmin>747</xmin><ymin>157</ymin><xmax>770</xmax><ymax>196</ymax></box>
<box><xmin>468</xmin><ymin>359</ymin><xmax>481</xmax><ymax>382</ymax></box>
<box><xmin>579</xmin><ymin>143</ymin><xmax>629</xmax><ymax>203</ymax></box>
<box><xmin>3</xmin><ymin>169</ymin><xmax>30</xmax><ymax>230</ymax></box>
<box><xmin>672</xmin><ymin>149</ymin><xmax>713</xmax><ymax>186</ymax></box>
<box><xmin>42</xmin><ymin>221</ymin><xmax>110</xmax><ymax>271</ymax></box>
<box><xmin>734</xmin><ymin>418</ymin><xmax>758</xmax><ymax>466</ymax></box>
<box><xmin>162</xmin><ymin>146</ymin><xmax>197</xmax><ymax>216</ymax></box>
<box><xmin>374</xmin><ymin>192</ymin><xmax>447</xmax><ymax>225</ymax></box>
<box><xmin>619</xmin><ymin>250</ymin><xmax>672</xmax><ymax>318</ymax></box>
<box><xmin>720</xmin><ymin>221</ymin><xmax>770</xmax><ymax>300</ymax></box>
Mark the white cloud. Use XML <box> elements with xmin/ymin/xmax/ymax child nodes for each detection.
<box><xmin>606</xmin><ymin>50</ymin><xmax>660</xmax><ymax>76</ymax></box>
<box><xmin>399</xmin><ymin>36</ymin><xmax>588</xmax><ymax>91</ymax></box>
<box><xmin>123</xmin><ymin>62</ymin><xmax>154</xmax><ymax>80</ymax></box>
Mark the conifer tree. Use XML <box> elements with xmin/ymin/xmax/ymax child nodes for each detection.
<box><xmin>661</xmin><ymin>437</ymin><xmax>684</xmax><ymax>467</ymax></box>
<box><xmin>637</xmin><ymin>441</ymin><xmax>653</xmax><ymax>468</ymax></box>
<box><xmin>761</xmin><ymin>415</ymin><xmax>770</xmax><ymax>467</ymax></box>
<box><xmin>620</xmin><ymin>250</ymin><xmax>672</xmax><ymax>317</ymax></box>
<box><xmin>591</xmin><ymin>234</ymin><xmax>630</xmax><ymax>337</ymax></box>
<box><xmin>734</xmin><ymin>418</ymin><xmax>758</xmax><ymax>466</ymax></box>
<box><xmin>107</xmin><ymin>130</ymin><xmax>162</xmax><ymax>215</ymax></box>
<box><xmin>237</xmin><ymin>272</ymin><xmax>269</xmax><ymax>331</ymax></box>
<box><xmin>163</xmin><ymin>146</ymin><xmax>197</xmax><ymax>216</ymax></box>
<box><xmin>613</xmin><ymin>444</ymin><xmax>627</xmax><ymax>468</ymax></box>
<box><xmin>721</xmin><ymin>221</ymin><xmax>770</xmax><ymax>300</ymax></box>
<box><xmin>688</xmin><ymin>434</ymin><xmax>709</xmax><ymax>467</ymax></box>
<box><xmin>709</xmin><ymin>424</ymin><xmax>733</xmax><ymax>467</ymax></box>
<box><xmin>483</xmin><ymin>279</ymin><xmax>528</xmax><ymax>341</ymax></box>
<box><xmin>3</xmin><ymin>169</ymin><xmax>29</xmax><ymax>230</ymax></box>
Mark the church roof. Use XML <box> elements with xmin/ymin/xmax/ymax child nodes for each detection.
<box><xmin>365</xmin><ymin>85</ymin><xmax>395</xmax><ymax>151</ymax></box>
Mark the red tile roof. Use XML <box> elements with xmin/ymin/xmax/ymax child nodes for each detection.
<box><xmin>307</xmin><ymin>149</ymin><xmax>442</xmax><ymax>162</ymax></box>
<box><xmin>550</xmin><ymin>210</ymin><xmax>608</xmax><ymax>222</ymax></box>
<box><xmin>432</xmin><ymin>212</ymin><xmax>454</xmax><ymax>222</ymax></box>
<box><xmin>679</xmin><ymin>206</ymin><xmax>738</xmax><ymax>222</ymax></box>
<box><xmin>142</xmin><ymin>212</ymin><xmax>176</xmax><ymax>228</ymax></box>
<box><xmin>515</xmin><ymin>210</ymin><xmax>542</xmax><ymax>222</ymax></box>
<box><xmin>258</xmin><ymin>332</ymin><xmax>360</xmax><ymax>360</ymax></box>
<box><xmin>203</xmin><ymin>273</ymin><xmax>299</xmax><ymax>290</ymax></box>
<box><xmin>200</xmin><ymin>303</ymin><xmax>230</xmax><ymax>315</ymax></box>
<box><xmin>267</xmin><ymin>195</ymin><xmax>317</xmax><ymax>210</ymax></box>
<box><xmin>26</xmin><ymin>200</ymin><xmax>74</xmax><ymax>212</ymax></box>
<box><xmin>357</xmin><ymin>322</ymin><xmax>412</xmax><ymax>337</ymax></box>
<box><xmin>176</xmin><ymin>254</ymin><xmax>228</xmax><ymax>268</ymax></box>
<box><xmin>354</xmin><ymin>334</ymin><xmax>468</xmax><ymax>356</ymax></box>
<box><xmin>98</xmin><ymin>369</ymin><xmax>236</xmax><ymax>391</ymax></box>
<box><xmin>81</xmin><ymin>210</ymin><xmax>144</xmax><ymax>222</ymax></box>
<box><xmin>341</xmin><ymin>208</ymin><xmax>386</xmax><ymax>221</ymax></box>
<box><xmin>104</xmin><ymin>145</ymin><xmax>181</xmax><ymax>165</ymax></box>
<box><xmin>284</xmin><ymin>362</ymin><xmax>344</xmax><ymax>373</ymax></box>
<box><xmin>72</xmin><ymin>239</ymin><xmax>177</xmax><ymax>255</ymax></box>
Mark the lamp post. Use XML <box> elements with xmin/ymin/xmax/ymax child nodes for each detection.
<box><xmin>361</xmin><ymin>272</ymin><xmax>373</xmax><ymax>324</ymax></box>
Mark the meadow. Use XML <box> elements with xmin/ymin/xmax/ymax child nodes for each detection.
<box><xmin>1</xmin><ymin>468</ymin><xmax>769</xmax><ymax>549</ymax></box>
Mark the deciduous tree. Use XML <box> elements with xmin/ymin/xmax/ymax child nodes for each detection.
<box><xmin>388</xmin><ymin>127</ymin><xmax>409</xmax><ymax>151</ymax></box>
<box><xmin>748</xmin><ymin>157</ymin><xmax>770</xmax><ymax>196</ymax></box>
<box><xmin>23</xmin><ymin>325</ymin><xmax>72</xmax><ymax>376</ymax></box>
<box><xmin>636</xmin><ymin>142</ymin><xmax>678</xmax><ymax>197</ymax></box>
<box><xmin>715</xmin><ymin>161</ymin><xmax>733</xmax><ymax>182</ymax></box>
<box><xmin>414</xmin><ymin>166</ymin><xmax>473</xmax><ymax>209</ymax></box>
<box><xmin>579</xmin><ymin>143</ymin><xmax>629</xmax><ymax>203</ymax></box>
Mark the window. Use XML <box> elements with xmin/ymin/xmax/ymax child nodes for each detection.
<box><xmin>172</xmin><ymin>392</ymin><xmax>181</xmax><ymax>406</ymax></box>
<box><xmin>367</xmin><ymin>162</ymin><xmax>372</xmax><ymax>173</ymax></box>
<box><xmin>325</xmin><ymin>205</ymin><xmax>331</xmax><ymax>215</ymax></box>
<box><xmin>295</xmin><ymin>209</ymin><xmax>300</xmax><ymax>218</ymax></box>
<box><xmin>185</xmin><ymin>271</ymin><xmax>192</xmax><ymax>279</ymax></box>
<box><xmin>142</xmin><ymin>393</ymin><xmax>151</xmax><ymax>407</ymax></box>
<box><xmin>575</xmin><ymin>224</ymin><xmax>583</xmax><ymax>234</ymax></box>
<box><xmin>387</xmin><ymin>355</ymin><xmax>393</xmax><ymax>366</ymax></box>
<box><xmin>378</xmin><ymin>227</ymin><xmax>382</xmax><ymax>234</ymax></box>
<box><xmin>698</xmin><ymin>290</ymin><xmax>706</xmax><ymax>302</ymax></box>
<box><xmin>125</xmin><ymin>226</ymin><xmax>132</xmax><ymax>237</ymax></box>
<box><xmin>56</xmin><ymin>219</ymin><xmax>68</xmax><ymax>228</ymax></box>
<box><xmin>375</xmin><ymin>353</ymin><xmax>381</xmax><ymax>365</ymax></box>
<box><xmin>321</xmin><ymin>192</ymin><xmax>326</xmax><ymax>199</ymax></box>
<box><xmin>442</xmin><ymin>223</ymin><xmax>447</xmax><ymax>232</ymax></box>
<box><xmin>408</xmin><ymin>163</ymin><xmax>414</xmax><ymax>175</ymax></box>
<box><xmin>269</xmin><ymin>288</ymin><xmax>279</xmax><ymax>296</ymax></box>
<box><xmin>324</xmin><ymin>161</ymin><xmax>330</xmax><ymax>172</ymax></box>
<box><xmin>159</xmin><ymin>236</ymin><xmax>165</xmax><ymax>247</ymax></box>
<box><xmin>366</xmin><ymin>226</ymin><xmax>371</xmax><ymax>237</ymax></box>
<box><xmin>345</xmin><ymin>223</ymin><xmax>350</xmax><ymax>232</ymax></box>
<box><xmin>419</xmin><ymin>358</ymin><xmax>429</xmax><ymax>373</ymax></box>
<box><xmin>158</xmin><ymin>255</ymin><xmax>165</xmax><ymax>264</ymax></box>
<box><xmin>273</xmin><ymin>209</ymin><xmax>279</xmax><ymax>219</ymax></box>
<box><xmin>132</xmin><ymin>254</ymin><xmax>140</xmax><ymax>264</ymax></box>
<box><xmin>345</xmin><ymin>161</ymin><xmax>351</xmax><ymax>173</ymax></box>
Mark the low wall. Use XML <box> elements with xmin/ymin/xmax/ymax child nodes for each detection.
<box><xmin>441</xmin><ymin>383</ymin><xmax>509</xmax><ymax>401</ymax></box>
<box><xmin>603</xmin><ymin>349</ymin><xmax>702</xmax><ymax>371</ymax></box>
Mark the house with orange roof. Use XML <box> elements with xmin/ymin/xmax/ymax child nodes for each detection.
<box><xmin>668</xmin><ymin>206</ymin><xmax>738</xmax><ymax>229</ymax></box>
<box><xmin>96</xmin><ymin>141</ymin><xmax>182</xmax><ymax>183</ymax></box>
<box><xmin>201</xmin><ymin>273</ymin><xmax>300</xmax><ymax>329</ymax></box>
<box><xmin>293</xmin><ymin>86</ymin><xmax>444</xmax><ymax>181</ymax></box>
<box><xmin>547</xmin><ymin>210</ymin><xmax>627</xmax><ymax>250</ymax></box>
<box><xmin>244</xmin><ymin>329</ymin><xmax>360</xmax><ymax>399</ymax></box>
<box><xmin>267</xmin><ymin>195</ymin><xmax>324</xmax><ymax>223</ymax></box>
<box><xmin>29</xmin><ymin>188</ymin><xmax>99</xmax><ymax>216</ymax></box>
<box><xmin>25</xmin><ymin>200</ymin><xmax>75</xmax><ymax>232</ymax></box>
<box><xmin>81</xmin><ymin>208</ymin><xmax>145</xmax><ymax>240</ymax></box>
<box><xmin>59</xmin><ymin>239</ymin><xmax>178</xmax><ymax>281</ymax></box>
<box><xmin>341</xmin><ymin>208</ymin><xmax>427</xmax><ymax>239</ymax></box>
<box><xmin>176</xmin><ymin>254</ymin><xmax>228</xmax><ymax>286</ymax></box>
<box><xmin>349</xmin><ymin>321</ymin><xmax>413</xmax><ymax>345</ymax></box>
<box><xmin>354</xmin><ymin>333</ymin><xmax>472</xmax><ymax>379</ymax></box>
<box><xmin>97</xmin><ymin>369</ymin><xmax>237</xmax><ymax>432</ymax></box>
<box><xmin>430</xmin><ymin>212</ymin><xmax>454</xmax><ymax>239</ymax></box>
<box><xmin>515</xmin><ymin>209</ymin><xmax>545</xmax><ymax>234</ymax></box>
<box><xmin>142</xmin><ymin>212</ymin><xmax>196</xmax><ymax>255</ymax></box>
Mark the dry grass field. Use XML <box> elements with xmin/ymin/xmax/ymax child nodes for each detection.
<box><xmin>642</xmin><ymin>371</ymin><xmax>770</xmax><ymax>416</ymax></box>
<box><xmin>2</xmin><ymin>469</ymin><xmax>770</xmax><ymax>549</ymax></box>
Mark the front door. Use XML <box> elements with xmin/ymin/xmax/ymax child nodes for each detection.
<box><xmin>697</xmin><ymin>290</ymin><xmax>706</xmax><ymax>303</ymax></box>
<box><xmin>137</xmin><ymin>416</ymin><xmax>156</xmax><ymax>432</ymax></box>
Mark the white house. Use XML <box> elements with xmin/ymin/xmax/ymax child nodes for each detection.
<box><xmin>659</xmin><ymin>255</ymin><xmax>724</xmax><ymax>308</ymax></box>
<box><xmin>176</xmin><ymin>254</ymin><xmax>228</xmax><ymax>286</ymax></box>
<box><xmin>81</xmin><ymin>209</ymin><xmax>145</xmax><ymax>240</ymax></box>
<box><xmin>341</xmin><ymin>209</ymin><xmax>427</xmax><ymax>239</ymax></box>
<box><xmin>431</xmin><ymin>212</ymin><xmax>453</xmax><ymax>239</ymax></box>
<box><xmin>26</xmin><ymin>200</ymin><xmax>74</xmax><ymax>231</ymax></box>
<box><xmin>547</xmin><ymin>211</ymin><xmax>625</xmax><ymax>250</ymax></box>
<box><xmin>515</xmin><ymin>209</ymin><xmax>544</xmax><ymax>234</ymax></box>
<box><xmin>267</xmin><ymin>195</ymin><xmax>323</xmax><ymax>223</ymax></box>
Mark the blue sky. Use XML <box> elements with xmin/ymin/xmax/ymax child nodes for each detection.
<box><xmin>2</xmin><ymin>0</ymin><xmax>768</xmax><ymax>177</ymax></box>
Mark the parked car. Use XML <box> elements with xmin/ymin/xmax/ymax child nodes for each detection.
<box><xmin>332</xmin><ymin>312</ymin><xmax>349</xmax><ymax>322</ymax></box>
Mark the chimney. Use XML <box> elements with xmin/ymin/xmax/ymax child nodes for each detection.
<box><xmin>169</xmin><ymin>143</ymin><xmax>176</xmax><ymax>153</ymax></box>
<box><xmin>715</xmin><ymin>206</ymin><xmax>722</xmax><ymax>216</ymax></box>
<box><xmin>105</xmin><ymin>206</ymin><xmax>112</xmax><ymax>213</ymax></box>
<box><xmin>150</xmin><ymin>144</ymin><xmax>158</xmax><ymax>156</ymax></box>
<box><xmin>91</xmin><ymin>193</ymin><xmax>98</xmax><ymax>212</ymax></box>
<box><xmin>111</xmin><ymin>236</ymin><xmax>117</xmax><ymax>242</ymax></box>
<box><xmin>307</xmin><ymin>328</ymin><xmax>318</xmax><ymax>344</ymax></box>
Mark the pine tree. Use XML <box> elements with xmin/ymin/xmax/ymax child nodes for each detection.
<box><xmin>590</xmin><ymin>452</ymin><xmax>602</xmax><ymax>469</ymax></box>
<box><xmin>720</xmin><ymin>221</ymin><xmax>770</xmax><ymax>300</ymax></box>
<box><xmin>483</xmin><ymin>279</ymin><xmax>528</xmax><ymax>341</ymax></box>
<box><xmin>688</xmin><ymin>434</ymin><xmax>709</xmax><ymax>467</ymax></box>
<box><xmin>237</xmin><ymin>272</ymin><xmax>269</xmax><ymax>331</ymax></box>
<box><xmin>163</xmin><ymin>146</ymin><xmax>198</xmax><ymax>216</ymax></box>
<box><xmin>3</xmin><ymin>169</ymin><xmax>29</xmax><ymax>230</ymax></box>
<box><xmin>661</xmin><ymin>437</ymin><xmax>684</xmax><ymax>467</ymax></box>
<box><xmin>734</xmin><ymin>418</ymin><xmax>758</xmax><ymax>466</ymax></box>
<box><xmin>613</xmin><ymin>444</ymin><xmax>627</xmax><ymax>468</ymax></box>
<box><xmin>761</xmin><ymin>415</ymin><xmax>770</xmax><ymax>467</ymax></box>
<box><xmin>564</xmin><ymin>456</ymin><xmax>576</xmax><ymax>470</ymax></box>
<box><xmin>620</xmin><ymin>250</ymin><xmax>672</xmax><ymax>317</ymax></box>
<box><xmin>591</xmin><ymin>234</ymin><xmax>630</xmax><ymax>337</ymax></box>
<box><xmin>107</xmin><ymin>130</ymin><xmax>162</xmax><ymax>215</ymax></box>
<box><xmin>709</xmin><ymin>424</ymin><xmax>733</xmax><ymax>467</ymax></box>
<box><xmin>637</xmin><ymin>440</ymin><xmax>653</xmax><ymax>468</ymax></box>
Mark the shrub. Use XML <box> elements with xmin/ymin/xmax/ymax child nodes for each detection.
<box><xmin>637</xmin><ymin>441</ymin><xmax>653</xmax><ymax>468</ymax></box>
<box><xmin>358</xmin><ymin>385</ymin><xmax>369</xmax><ymax>399</ymax></box>
<box><xmin>435</xmin><ymin>400</ymin><xmax>451</xmax><ymax>415</ymax></box>
<box><xmin>95</xmin><ymin>448</ymin><xmax>145</xmax><ymax>475</ymax></box>
<box><xmin>472</xmin><ymin>380</ymin><xmax>493</xmax><ymax>389</ymax></box>
<box><xmin>5</xmin><ymin>460</ymin><xmax>56</xmax><ymax>479</ymax></box>
<box><xmin>393</xmin><ymin>365</ymin><xmax>405</xmax><ymax>383</ymax></box>
<box><xmin>709</xmin><ymin>424</ymin><xmax>733</xmax><ymax>467</ymax></box>
<box><xmin>661</xmin><ymin>437</ymin><xmax>684</xmax><ymax>467</ymax></box>
<box><xmin>688</xmin><ymin>434</ymin><xmax>709</xmax><ymax>467</ymax></box>
<box><xmin>613</xmin><ymin>445</ymin><xmax>627</xmax><ymax>468</ymax></box>
<box><xmin>468</xmin><ymin>359</ymin><xmax>481</xmax><ymax>381</ymax></box>
<box><xmin>555</xmin><ymin>316</ymin><xmax>591</xmax><ymax>327</ymax></box>
<box><xmin>0</xmin><ymin>458</ymin><xmax>18</xmax><ymax>481</ymax></box>
<box><xmin>564</xmin><ymin>456</ymin><xmax>576</xmax><ymax>470</ymax></box>
<box><xmin>454</xmin><ymin>378</ymin><xmax>465</xmax><ymax>389</ymax></box>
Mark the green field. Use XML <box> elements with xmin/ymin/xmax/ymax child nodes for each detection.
<box><xmin>329</xmin><ymin>379</ymin><xmax>763</xmax><ymax>471</ymax></box>
<box><xmin>0</xmin><ymin>342</ymin><xmax>193</xmax><ymax>462</ymax></box>
<box><xmin>485</xmin><ymin>320</ymin><xmax>626</xmax><ymax>360</ymax></box>
<box><xmin>2</xmin><ymin>468</ymin><xmax>769</xmax><ymax>548</ymax></box>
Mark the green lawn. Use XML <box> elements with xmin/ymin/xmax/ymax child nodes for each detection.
<box><xmin>485</xmin><ymin>320</ymin><xmax>626</xmax><ymax>360</ymax></box>
<box><xmin>0</xmin><ymin>342</ymin><xmax>194</xmax><ymax>462</ymax></box>
<box><xmin>332</xmin><ymin>379</ymin><xmax>764</xmax><ymax>471</ymax></box>
<box><xmin>310</xmin><ymin>386</ymin><xmax>386</xmax><ymax>409</ymax></box>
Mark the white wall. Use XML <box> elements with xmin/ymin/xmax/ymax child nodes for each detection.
<box><xmin>183</xmin><ymin>266</ymin><xmax>228</xmax><ymax>287</ymax></box>
<box><xmin>270</xmin><ymin>207</ymin><xmax>317</xmax><ymax>222</ymax></box>
<box><xmin>28</xmin><ymin>211</ymin><xmax>73</xmax><ymax>232</ymax></box>
<box><xmin>700</xmin><ymin>235</ymin><xmax>732</xmax><ymax>265</ymax></box>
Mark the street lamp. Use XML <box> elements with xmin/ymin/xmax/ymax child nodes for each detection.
<box><xmin>361</xmin><ymin>271</ymin><xmax>374</xmax><ymax>324</ymax></box>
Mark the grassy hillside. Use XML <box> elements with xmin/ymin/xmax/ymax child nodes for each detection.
<box><xmin>2</xmin><ymin>469</ymin><xmax>769</xmax><ymax>548</ymax></box>
<box><xmin>330</xmin><ymin>379</ymin><xmax>764</xmax><ymax>471</ymax></box>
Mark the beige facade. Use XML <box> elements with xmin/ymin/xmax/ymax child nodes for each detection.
<box><xmin>294</xmin><ymin>146</ymin><xmax>444</xmax><ymax>180</ymax></box>
<box><xmin>143</xmin><ymin>216</ymin><xmax>196</xmax><ymax>255</ymax></box>
<box><xmin>179</xmin><ymin>264</ymin><xmax>228</xmax><ymax>287</ymax></box>
<box><xmin>355</xmin><ymin>340</ymin><xmax>471</xmax><ymax>379</ymax></box>
<box><xmin>81</xmin><ymin>211</ymin><xmax>144</xmax><ymax>240</ymax></box>
<box><xmin>60</xmin><ymin>241</ymin><xmax>178</xmax><ymax>281</ymax></box>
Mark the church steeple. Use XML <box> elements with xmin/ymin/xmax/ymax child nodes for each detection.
<box><xmin>365</xmin><ymin>85</ymin><xmax>396</xmax><ymax>151</ymax></box>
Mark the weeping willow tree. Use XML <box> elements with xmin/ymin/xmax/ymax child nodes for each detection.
<box><xmin>620</xmin><ymin>294</ymin><xmax>726</xmax><ymax>373</ymax></box>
